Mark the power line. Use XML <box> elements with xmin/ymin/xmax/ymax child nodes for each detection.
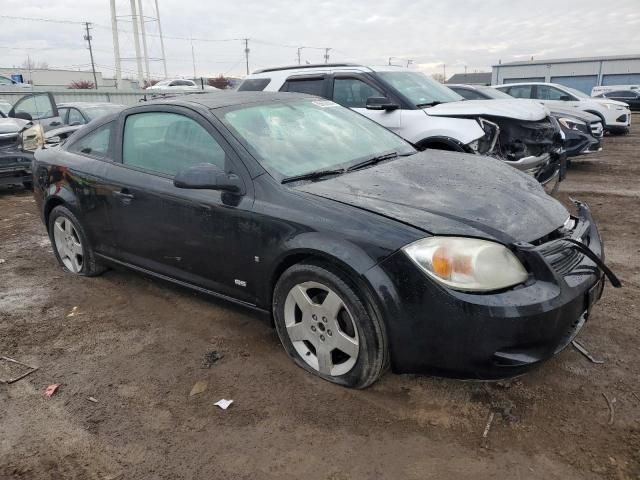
<box><xmin>0</xmin><ymin>14</ymin><xmax>86</xmax><ymax>25</ymax></box>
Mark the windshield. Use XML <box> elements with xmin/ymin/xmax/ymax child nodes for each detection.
<box><xmin>376</xmin><ymin>71</ymin><xmax>463</xmax><ymax>106</ymax></box>
<box><xmin>476</xmin><ymin>86</ymin><xmax>513</xmax><ymax>99</ymax></box>
<box><xmin>561</xmin><ymin>86</ymin><xmax>590</xmax><ymax>99</ymax></box>
<box><xmin>83</xmin><ymin>105</ymin><xmax>125</xmax><ymax>121</ymax></box>
<box><xmin>221</xmin><ymin>99</ymin><xmax>414</xmax><ymax>179</ymax></box>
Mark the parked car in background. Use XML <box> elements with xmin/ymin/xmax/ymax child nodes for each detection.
<box><xmin>593</xmin><ymin>90</ymin><xmax>640</xmax><ymax>111</ymax></box>
<box><xmin>449</xmin><ymin>84</ymin><xmax>603</xmax><ymax>157</ymax></box>
<box><xmin>0</xmin><ymin>100</ymin><xmax>12</xmax><ymax>116</ymax></box>
<box><xmin>0</xmin><ymin>75</ymin><xmax>31</xmax><ymax>90</ymax></box>
<box><xmin>240</xmin><ymin>64</ymin><xmax>563</xmax><ymax>190</ymax></box>
<box><xmin>145</xmin><ymin>79</ymin><xmax>219</xmax><ymax>92</ymax></box>
<box><xmin>58</xmin><ymin>102</ymin><xmax>127</xmax><ymax>126</ymax></box>
<box><xmin>0</xmin><ymin>111</ymin><xmax>43</xmax><ymax>189</ymax></box>
<box><xmin>1</xmin><ymin>94</ymin><xmax>127</xmax><ymax>189</ymax></box>
<box><xmin>591</xmin><ymin>85</ymin><xmax>639</xmax><ymax>97</ymax></box>
<box><xmin>495</xmin><ymin>82</ymin><xmax>631</xmax><ymax>134</ymax></box>
<box><xmin>32</xmin><ymin>92</ymin><xmax>618</xmax><ymax>387</ymax></box>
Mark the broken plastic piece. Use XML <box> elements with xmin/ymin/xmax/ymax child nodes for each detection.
<box><xmin>45</xmin><ymin>384</ymin><xmax>60</xmax><ymax>397</ymax></box>
<box><xmin>572</xmin><ymin>340</ymin><xmax>605</xmax><ymax>364</ymax></box>
<box><xmin>214</xmin><ymin>399</ymin><xmax>233</xmax><ymax>410</ymax></box>
<box><xmin>189</xmin><ymin>380</ymin><xmax>208</xmax><ymax>396</ymax></box>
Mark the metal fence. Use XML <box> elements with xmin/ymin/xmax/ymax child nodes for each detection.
<box><xmin>0</xmin><ymin>89</ymin><xmax>147</xmax><ymax>107</ymax></box>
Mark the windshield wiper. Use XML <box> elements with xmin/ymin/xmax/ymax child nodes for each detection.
<box><xmin>281</xmin><ymin>168</ymin><xmax>345</xmax><ymax>184</ymax></box>
<box><xmin>347</xmin><ymin>152</ymin><xmax>400</xmax><ymax>172</ymax></box>
<box><xmin>416</xmin><ymin>101</ymin><xmax>443</xmax><ymax>107</ymax></box>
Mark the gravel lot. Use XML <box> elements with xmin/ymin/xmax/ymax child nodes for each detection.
<box><xmin>1</xmin><ymin>114</ymin><xmax>639</xmax><ymax>480</ymax></box>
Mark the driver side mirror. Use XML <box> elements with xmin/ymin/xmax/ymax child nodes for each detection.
<box><xmin>366</xmin><ymin>96</ymin><xmax>399</xmax><ymax>111</ymax></box>
<box><xmin>559</xmin><ymin>95</ymin><xmax>572</xmax><ymax>101</ymax></box>
<box><xmin>11</xmin><ymin>111</ymin><xmax>33</xmax><ymax>121</ymax></box>
<box><xmin>174</xmin><ymin>163</ymin><xmax>245</xmax><ymax>194</ymax></box>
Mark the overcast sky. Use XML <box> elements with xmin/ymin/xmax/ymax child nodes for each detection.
<box><xmin>1</xmin><ymin>0</ymin><xmax>639</xmax><ymax>80</ymax></box>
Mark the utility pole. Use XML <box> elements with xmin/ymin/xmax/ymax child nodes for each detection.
<box><xmin>323</xmin><ymin>47</ymin><xmax>331</xmax><ymax>64</ymax></box>
<box><xmin>84</xmin><ymin>22</ymin><xmax>98</xmax><ymax>89</ymax></box>
<box><xmin>129</xmin><ymin>0</ymin><xmax>145</xmax><ymax>88</ymax></box>
<box><xmin>137</xmin><ymin>0</ymin><xmax>151</xmax><ymax>81</ymax></box>
<box><xmin>190</xmin><ymin>37</ymin><xmax>197</xmax><ymax>79</ymax></box>
<box><xmin>442</xmin><ymin>64</ymin><xmax>446</xmax><ymax>82</ymax></box>
<box><xmin>406</xmin><ymin>59</ymin><xmax>413</xmax><ymax>68</ymax></box>
<box><xmin>297</xmin><ymin>47</ymin><xmax>304</xmax><ymax>65</ymax></box>
<box><xmin>464</xmin><ymin>65</ymin><xmax>467</xmax><ymax>74</ymax></box>
<box><xmin>154</xmin><ymin>0</ymin><xmax>168</xmax><ymax>78</ymax></box>
<box><xmin>109</xmin><ymin>0</ymin><xmax>122</xmax><ymax>88</ymax></box>
<box><xmin>244</xmin><ymin>38</ymin><xmax>250</xmax><ymax>75</ymax></box>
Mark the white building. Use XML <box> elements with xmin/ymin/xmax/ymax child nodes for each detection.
<box><xmin>492</xmin><ymin>54</ymin><xmax>640</xmax><ymax>93</ymax></box>
<box><xmin>0</xmin><ymin>67</ymin><xmax>139</xmax><ymax>90</ymax></box>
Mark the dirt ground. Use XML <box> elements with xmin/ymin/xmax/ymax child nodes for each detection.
<box><xmin>1</xmin><ymin>114</ymin><xmax>639</xmax><ymax>480</ymax></box>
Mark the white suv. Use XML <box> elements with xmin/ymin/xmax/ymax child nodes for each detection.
<box><xmin>239</xmin><ymin>64</ymin><xmax>563</xmax><ymax>187</ymax></box>
<box><xmin>495</xmin><ymin>82</ymin><xmax>631</xmax><ymax>134</ymax></box>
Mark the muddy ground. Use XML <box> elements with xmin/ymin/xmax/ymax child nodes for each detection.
<box><xmin>1</xmin><ymin>114</ymin><xmax>639</xmax><ymax>480</ymax></box>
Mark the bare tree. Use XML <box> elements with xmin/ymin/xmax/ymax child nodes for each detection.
<box><xmin>21</xmin><ymin>58</ymin><xmax>49</xmax><ymax>70</ymax></box>
<box><xmin>68</xmin><ymin>80</ymin><xmax>96</xmax><ymax>89</ymax></box>
<box><xmin>431</xmin><ymin>73</ymin><xmax>445</xmax><ymax>83</ymax></box>
<box><xmin>208</xmin><ymin>75</ymin><xmax>232</xmax><ymax>89</ymax></box>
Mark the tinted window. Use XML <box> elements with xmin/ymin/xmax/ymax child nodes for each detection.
<box><xmin>535</xmin><ymin>85</ymin><xmax>570</xmax><ymax>100</ymax></box>
<box><xmin>122</xmin><ymin>112</ymin><xmax>227</xmax><ymax>176</ymax></box>
<box><xmin>58</xmin><ymin>107</ymin><xmax>69</xmax><ymax>124</ymax></box>
<box><xmin>69</xmin><ymin>123</ymin><xmax>112</xmax><ymax>158</ymax></box>
<box><xmin>13</xmin><ymin>93</ymin><xmax>55</xmax><ymax>120</ymax></box>
<box><xmin>282</xmin><ymin>78</ymin><xmax>325</xmax><ymax>96</ymax></box>
<box><xmin>505</xmin><ymin>85</ymin><xmax>533</xmax><ymax>99</ymax></box>
<box><xmin>83</xmin><ymin>105</ymin><xmax>125</xmax><ymax>121</ymax></box>
<box><xmin>449</xmin><ymin>87</ymin><xmax>484</xmax><ymax>100</ymax></box>
<box><xmin>607</xmin><ymin>90</ymin><xmax>634</xmax><ymax>98</ymax></box>
<box><xmin>68</xmin><ymin>108</ymin><xmax>86</xmax><ymax>125</ymax></box>
<box><xmin>222</xmin><ymin>99</ymin><xmax>414</xmax><ymax>179</ymax></box>
<box><xmin>332</xmin><ymin>78</ymin><xmax>383</xmax><ymax>108</ymax></box>
<box><xmin>238</xmin><ymin>78</ymin><xmax>271</xmax><ymax>91</ymax></box>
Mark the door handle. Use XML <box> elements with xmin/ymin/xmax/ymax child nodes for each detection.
<box><xmin>113</xmin><ymin>190</ymin><xmax>134</xmax><ymax>199</ymax></box>
<box><xmin>50</xmin><ymin>121</ymin><xmax>61</xmax><ymax>127</ymax></box>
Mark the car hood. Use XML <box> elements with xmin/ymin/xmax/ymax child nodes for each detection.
<box><xmin>425</xmin><ymin>99</ymin><xmax>549</xmax><ymax>121</ymax></box>
<box><xmin>590</xmin><ymin>98</ymin><xmax>629</xmax><ymax>108</ymax></box>
<box><xmin>0</xmin><ymin>117</ymin><xmax>28</xmax><ymax>135</ymax></box>
<box><xmin>548</xmin><ymin>106</ymin><xmax>600</xmax><ymax>123</ymax></box>
<box><xmin>295</xmin><ymin>151</ymin><xmax>569</xmax><ymax>244</ymax></box>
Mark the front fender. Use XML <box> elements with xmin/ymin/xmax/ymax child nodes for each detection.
<box><xmin>260</xmin><ymin>232</ymin><xmax>384</xmax><ymax>308</ymax></box>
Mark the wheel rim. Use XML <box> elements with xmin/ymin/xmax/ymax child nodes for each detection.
<box><xmin>283</xmin><ymin>281</ymin><xmax>359</xmax><ymax>376</ymax></box>
<box><xmin>53</xmin><ymin>216</ymin><xmax>84</xmax><ymax>273</ymax></box>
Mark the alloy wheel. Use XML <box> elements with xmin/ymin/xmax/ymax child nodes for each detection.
<box><xmin>283</xmin><ymin>281</ymin><xmax>359</xmax><ymax>376</ymax></box>
<box><xmin>53</xmin><ymin>216</ymin><xmax>84</xmax><ymax>273</ymax></box>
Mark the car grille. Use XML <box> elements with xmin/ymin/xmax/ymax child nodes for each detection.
<box><xmin>538</xmin><ymin>239</ymin><xmax>584</xmax><ymax>275</ymax></box>
<box><xmin>0</xmin><ymin>133</ymin><xmax>19</xmax><ymax>148</ymax></box>
<box><xmin>590</xmin><ymin>122</ymin><xmax>604</xmax><ymax>138</ymax></box>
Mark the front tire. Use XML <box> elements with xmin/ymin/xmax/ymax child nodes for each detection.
<box><xmin>273</xmin><ymin>262</ymin><xmax>387</xmax><ymax>388</ymax></box>
<box><xmin>48</xmin><ymin>205</ymin><xmax>106</xmax><ymax>276</ymax></box>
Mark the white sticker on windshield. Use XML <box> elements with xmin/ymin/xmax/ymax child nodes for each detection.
<box><xmin>312</xmin><ymin>100</ymin><xmax>340</xmax><ymax>108</ymax></box>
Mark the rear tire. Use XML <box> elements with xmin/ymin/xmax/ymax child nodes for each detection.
<box><xmin>48</xmin><ymin>205</ymin><xmax>106</xmax><ymax>277</ymax></box>
<box><xmin>273</xmin><ymin>262</ymin><xmax>387</xmax><ymax>388</ymax></box>
<box><xmin>22</xmin><ymin>181</ymin><xmax>33</xmax><ymax>191</ymax></box>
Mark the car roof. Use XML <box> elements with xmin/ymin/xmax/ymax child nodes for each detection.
<box><xmin>58</xmin><ymin>102</ymin><xmax>124</xmax><ymax>108</ymax></box>
<box><xmin>495</xmin><ymin>82</ymin><xmax>566</xmax><ymax>88</ymax></box>
<box><xmin>145</xmin><ymin>91</ymin><xmax>317</xmax><ymax>109</ymax></box>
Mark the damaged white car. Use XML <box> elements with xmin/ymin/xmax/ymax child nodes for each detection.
<box><xmin>239</xmin><ymin>64</ymin><xmax>563</xmax><ymax>190</ymax></box>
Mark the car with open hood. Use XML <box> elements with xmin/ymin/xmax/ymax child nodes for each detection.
<box><xmin>448</xmin><ymin>84</ymin><xmax>603</xmax><ymax>157</ymax></box>
<box><xmin>239</xmin><ymin>64</ymin><xmax>563</xmax><ymax>191</ymax></box>
<box><xmin>31</xmin><ymin>92</ymin><xmax>619</xmax><ymax>388</ymax></box>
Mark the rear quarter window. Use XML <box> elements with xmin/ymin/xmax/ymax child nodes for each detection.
<box><xmin>238</xmin><ymin>78</ymin><xmax>271</xmax><ymax>91</ymax></box>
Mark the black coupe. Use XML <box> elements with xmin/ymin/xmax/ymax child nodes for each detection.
<box><xmin>32</xmin><ymin>92</ymin><xmax>617</xmax><ymax>388</ymax></box>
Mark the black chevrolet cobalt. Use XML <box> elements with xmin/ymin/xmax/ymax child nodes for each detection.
<box><xmin>32</xmin><ymin>92</ymin><xmax>616</xmax><ymax>388</ymax></box>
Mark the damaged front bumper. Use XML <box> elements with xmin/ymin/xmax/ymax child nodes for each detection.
<box><xmin>0</xmin><ymin>138</ymin><xmax>34</xmax><ymax>186</ymax></box>
<box><xmin>483</xmin><ymin>115</ymin><xmax>564</xmax><ymax>188</ymax></box>
<box><xmin>366</xmin><ymin>201</ymin><xmax>608</xmax><ymax>379</ymax></box>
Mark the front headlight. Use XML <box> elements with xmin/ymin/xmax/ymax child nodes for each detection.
<box><xmin>557</xmin><ymin>117</ymin><xmax>586</xmax><ymax>131</ymax></box>
<box><xmin>403</xmin><ymin>237</ymin><xmax>528</xmax><ymax>292</ymax></box>
<box><xmin>603</xmin><ymin>103</ymin><xmax>621</xmax><ymax>110</ymax></box>
<box><xmin>20</xmin><ymin>124</ymin><xmax>44</xmax><ymax>152</ymax></box>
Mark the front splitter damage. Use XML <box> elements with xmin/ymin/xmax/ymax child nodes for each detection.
<box><xmin>486</xmin><ymin>116</ymin><xmax>564</xmax><ymax>185</ymax></box>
